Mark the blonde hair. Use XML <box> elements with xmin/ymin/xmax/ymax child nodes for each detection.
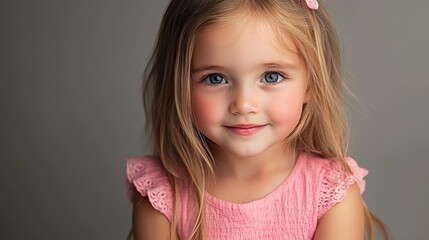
<box><xmin>142</xmin><ymin>0</ymin><xmax>389</xmax><ymax>239</ymax></box>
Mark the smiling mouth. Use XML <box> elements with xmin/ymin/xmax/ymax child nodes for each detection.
<box><xmin>225</xmin><ymin>124</ymin><xmax>266</xmax><ymax>136</ymax></box>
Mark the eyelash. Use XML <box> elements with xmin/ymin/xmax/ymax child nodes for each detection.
<box><xmin>201</xmin><ymin>71</ymin><xmax>287</xmax><ymax>85</ymax></box>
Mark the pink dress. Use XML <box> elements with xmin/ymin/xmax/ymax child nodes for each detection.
<box><xmin>126</xmin><ymin>152</ymin><xmax>368</xmax><ymax>240</ymax></box>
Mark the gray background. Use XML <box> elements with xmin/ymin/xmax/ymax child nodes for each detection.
<box><xmin>1</xmin><ymin>0</ymin><xmax>428</xmax><ymax>239</ymax></box>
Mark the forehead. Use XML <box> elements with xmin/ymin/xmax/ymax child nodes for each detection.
<box><xmin>196</xmin><ymin>17</ymin><xmax>298</xmax><ymax>55</ymax></box>
<box><xmin>192</xmin><ymin>17</ymin><xmax>301</xmax><ymax>70</ymax></box>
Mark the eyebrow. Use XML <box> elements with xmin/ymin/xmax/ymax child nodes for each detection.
<box><xmin>262</xmin><ymin>62</ymin><xmax>297</xmax><ymax>70</ymax></box>
<box><xmin>191</xmin><ymin>62</ymin><xmax>297</xmax><ymax>75</ymax></box>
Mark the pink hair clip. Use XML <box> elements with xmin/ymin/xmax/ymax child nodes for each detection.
<box><xmin>306</xmin><ymin>0</ymin><xmax>319</xmax><ymax>10</ymax></box>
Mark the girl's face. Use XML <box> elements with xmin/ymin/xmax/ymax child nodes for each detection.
<box><xmin>191</xmin><ymin>18</ymin><xmax>309</xmax><ymax>160</ymax></box>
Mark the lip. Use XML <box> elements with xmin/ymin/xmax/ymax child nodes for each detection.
<box><xmin>225</xmin><ymin>124</ymin><xmax>266</xmax><ymax>136</ymax></box>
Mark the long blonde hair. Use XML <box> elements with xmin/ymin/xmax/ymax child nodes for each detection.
<box><xmin>142</xmin><ymin>0</ymin><xmax>389</xmax><ymax>239</ymax></box>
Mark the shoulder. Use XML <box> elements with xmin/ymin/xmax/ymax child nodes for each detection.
<box><xmin>300</xmin><ymin>153</ymin><xmax>367</xmax><ymax>239</ymax></box>
<box><xmin>299</xmin><ymin>153</ymin><xmax>368</xmax><ymax>219</ymax></box>
<box><xmin>132</xmin><ymin>196</ymin><xmax>177</xmax><ymax>240</ymax></box>
<box><xmin>126</xmin><ymin>156</ymin><xmax>173</xmax><ymax>221</ymax></box>
<box><xmin>313</xmin><ymin>183</ymin><xmax>365</xmax><ymax>240</ymax></box>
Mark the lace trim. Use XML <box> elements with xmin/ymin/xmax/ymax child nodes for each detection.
<box><xmin>126</xmin><ymin>157</ymin><xmax>173</xmax><ymax>221</ymax></box>
<box><xmin>317</xmin><ymin>157</ymin><xmax>368</xmax><ymax>219</ymax></box>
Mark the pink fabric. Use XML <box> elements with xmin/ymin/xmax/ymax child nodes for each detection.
<box><xmin>126</xmin><ymin>152</ymin><xmax>368</xmax><ymax>239</ymax></box>
<box><xmin>127</xmin><ymin>157</ymin><xmax>173</xmax><ymax>220</ymax></box>
<box><xmin>305</xmin><ymin>0</ymin><xmax>319</xmax><ymax>10</ymax></box>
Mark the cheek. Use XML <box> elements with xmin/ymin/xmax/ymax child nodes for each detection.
<box><xmin>191</xmin><ymin>91</ymin><xmax>222</xmax><ymax>127</ymax></box>
<box><xmin>267</xmin><ymin>93</ymin><xmax>304</xmax><ymax>125</ymax></box>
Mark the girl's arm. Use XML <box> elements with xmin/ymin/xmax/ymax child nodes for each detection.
<box><xmin>132</xmin><ymin>196</ymin><xmax>178</xmax><ymax>240</ymax></box>
<box><xmin>313</xmin><ymin>184</ymin><xmax>365</xmax><ymax>240</ymax></box>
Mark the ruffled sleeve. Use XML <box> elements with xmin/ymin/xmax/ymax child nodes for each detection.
<box><xmin>126</xmin><ymin>157</ymin><xmax>173</xmax><ymax>221</ymax></box>
<box><xmin>317</xmin><ymin>157</ymin><xmax>368</xmax><ymax>219</ymax></box>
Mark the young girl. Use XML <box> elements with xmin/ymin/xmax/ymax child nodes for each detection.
<box><xmin>127</xmin><ymin>0</ymin><xmax>389</xmax><ymax>239</ymax></box>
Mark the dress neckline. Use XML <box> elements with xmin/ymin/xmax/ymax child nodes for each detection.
<box><xmin>205</xmin><ymin>152</ymin><xmax>307</xmax><ymax>211</ymax></box>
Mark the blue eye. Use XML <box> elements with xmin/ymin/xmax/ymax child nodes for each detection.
<box><xmin>262</xmin><ymin>72</ymin><xmax>284</xmax><ymax>84</ymax></box>
<box><xmin>205</xmin><ymin>74</ymin><xmax>227</xmax><ymax>85</ymax></box>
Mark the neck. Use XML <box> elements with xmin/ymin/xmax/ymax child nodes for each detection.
<box><xmin>211</xmin><ymin>143</ymin><xmax>297</xmax><ymax>181</ymax></box>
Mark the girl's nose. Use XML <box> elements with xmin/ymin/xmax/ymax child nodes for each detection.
<box><xmin>228</xmin><ymin>86</ymin><xmax>258</xmax><ymax>115</ymax></box>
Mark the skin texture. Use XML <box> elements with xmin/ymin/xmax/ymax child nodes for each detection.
<box><xmin>191</xmin><ymin>18</ymin><xmax>310</xmax><ymax>203</ymax></box>
<box><xmin>133</xmin><ymin>17</ymin><xmax>365</xmax><ymax>240</ymax></box>
<box><xmin>132</xmin><ymin>196</ymin><xmax>178</xmax><ymax>240</ymax></box>
<box><xmin>313</xmin><ymin>184</ymin><xmax>365</xmax><ymax>239</ymax></box>
<box><xmin>191</xmin><ymin>19</ymin><xmax>309</xmax><ymax>165</ymax></box>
